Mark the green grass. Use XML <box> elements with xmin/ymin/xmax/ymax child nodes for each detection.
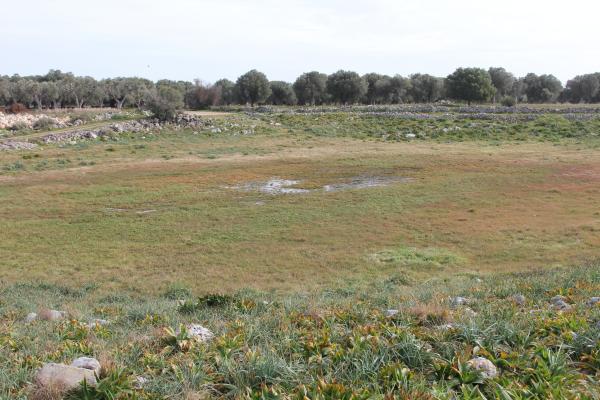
<box><xmin>1</xmin><ymin>264</ymin><xmax>599</xmax><ymax>398</ymax></box>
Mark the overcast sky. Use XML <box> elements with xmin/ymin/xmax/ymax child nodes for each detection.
<box><xmin>2</xmin><ymin>0</ymin><xmax>598</xmax><ymax>84</ymax></box>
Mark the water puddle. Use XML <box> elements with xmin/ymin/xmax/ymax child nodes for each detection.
<box><xmin>232</xmin><ymin>179</ymin><xmax>310</xmax><ymax>195</ymax></box>
<box><xmin>230</xmin><ymin>176</ymin><xmax>410</xmax><ymax>196</ymax></box>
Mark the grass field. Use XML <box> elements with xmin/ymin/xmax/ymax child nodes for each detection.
<box><xmin>1</xmin><ymin>109</ymin><xmax>599</xmax><ymax>398</ymax></box>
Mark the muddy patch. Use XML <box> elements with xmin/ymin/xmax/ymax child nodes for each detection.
<box><xmin>323</xmin><ymin>176</ymin><xmax>411</xmax><ymax>192</ymax></box>
<box><xmin>229</xmin><ymin>175</ymin><xmax>410</xmax><ymax>195</ymax></box>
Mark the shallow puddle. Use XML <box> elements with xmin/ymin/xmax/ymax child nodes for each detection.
<box><xmin>232</xmin><ymin>179</ymin><xmax>310</xmax><ymax>195</ymax></box>
<box><xmin>231</xmin><ymin>176</ymin><xmax>410</xmax><ymax>195</ymax></box>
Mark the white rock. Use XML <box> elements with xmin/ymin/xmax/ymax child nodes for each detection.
<box><xmin>25</xmin><ymin>312</ymin><xmax>38</xmax><ymax>323</ymax></box>
<box><xmin>71</xmin><ymin>357</ymin><xmax>101</xmax><ymax>376</ymax></box>
<box><xmin>178</xmin><ymin>324</ymin><xmax>214</xmax><ymax>342</ymax></box>
<box><xmin>467</xmin><ymin>357</ymin><xmax>498</xmax><ymax>378</ymax></box>
<box><xmin>405</xmin><ymin>133</ymin><xmax>416</xmax><ymax>139</ymax></box>
<box><xmin>134</xmin><ymin>376</ymin><xmax>148</xmax><ymax>389</ymax></box>
<box><xmin>36</xmin><ymin>363</ymin><xmax>97</xmax><ymax>392</ymax></box>
<box><xmin>450</xmin><ymin>296</ymin><xmax>469</xmax><ymax>306</ymax></box>
<box><xmin>39</xmin><ymin>310</ymin><xmax>66</xmax><ymax>321</ymax></box>
<box><xmin>385</xmin><ymin>309</ymin><xmax>399</xmax><ymax>317</ymax></box>
<box><xmin>87</xmin><ymin>319</ymin><xmax>110</xmax><ymax>328</ymax></box>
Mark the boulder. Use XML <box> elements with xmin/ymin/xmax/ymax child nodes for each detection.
<box><xmin>385</xmin><ymin>309</ymin><xmax>399</xmax><ymax>317</ymax></box>
<box><xmin>35</xmin><ymin>363</ymin><xmax>97</xmax><ymax>392</ymax></box>
<box><xmin>512</xmin><ymin>294</ymin><xmax>526</xmax><ymax>306</ymax></box>
<box><xmin>553</xmin><ymin>299</ymin><xmax>572</xmax><ymax>311</ymax></box>
<box><xmin>71</xmin><ymin>357</ymin><xmax>101</xmax><ymax>376</ymax></box>
<box><xmin>25</xmin><ymin>312</ymin><xmax>38</xmax><ymax>323</ymax></box>
<box><xmin>586</xmin><ymin>297</ymin><xmax>600</xmax><ymax>307</ymax></box>
<box><xmin>450</xmin><ymin>296</ymin><xmax>469</xmax><ymax>307</ymax></box>
<box><xmin>550</xmin><ymin>295</ymin><xmax>567</xmax><ymax>304</ymax></box>
<box><xmin>178</xmin><ymin>324</ymin><xmax>214</xmax><ymax>342</ymax></box>
<box><xmin>38</xmin><ymin>309</ymin><xmax>66</xmax><ymax>321</ymax></box>
<box><xmin>467</xmin><ymin>357</ymin><xmax>498</xmax><ymax>378</ymax></box>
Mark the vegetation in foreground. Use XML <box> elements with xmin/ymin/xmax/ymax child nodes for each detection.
<box><xmin>1</xmin><ymin>264</ymin><xmax>599</xmax><ymax>399</ymax></box>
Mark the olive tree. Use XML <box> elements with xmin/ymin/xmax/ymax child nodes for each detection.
<box><xmin>488</xmin><ymin>67</ymin><xmax>516</xmax><ymax>103</ymax></box>
<box><xmin>565</xmin><ymin>73</ymin><xmax>600</xmax><ymax>103</ymax></box>
<box><xmin>326</xmin><ymin>70</ymin><xmax>367</xmax><ymax>105</ymax></box>
<box><xmin>363</xmin><ymin>73</ymin><xmax>385</xmax><ymax>104</ymax></box>
<box><xmin>407</xmin><ymin>74</ymin><xmax>444</xmax><ymax>103</ymax></box>
<box><xmin>268</xmin><ymin>81</ymin><xmax>297</xmax><ymax>105</ymax></box>
<box><xmin>72</xmin><ymin>77</ymin><xmax>104</xmax><ymax>108</ymax></box>
<box><xmin>235</xmin><ymin>70</ymin><xmax>271</xmax><ymax>107</ymax></box>
<box><xmin>102</xmin><ymin>78</ymin><xmax>130</xmax><ymax>109</ymax></box>
<box><xmin>214</xmin><ymin>79</ymin><xmax>236</xmax><ymax>105</ymax></box>
<box><xmin>522</xmin><ymin>73</ymin><xmax>563</xmax><ymax>103</ymax></box>
<box><xmin>0</xmin><ymin>78</ymin><xmax>9</xmax><ymax>105</ymax></box>
<box><xmin>446</xmin><ymin>68</ymin><xmax>495</xmax><ymax>104</ymax></box>
<box><xmin>293</xmin><ymin>71</ymin><xmax>328</xmax><ymax>105</ymax></box>
<box><xmin>41</xmin><ymin>82</ymin><xmax>60</xmax><ymax>109</ymax></box>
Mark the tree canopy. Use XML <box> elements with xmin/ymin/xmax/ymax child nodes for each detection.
<box><xmin>446</xmin><ymin>68</ymin><xmax>496</xmax><ymax>104</ymax></box>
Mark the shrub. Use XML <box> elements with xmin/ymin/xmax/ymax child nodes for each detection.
<box><xmin>145</xmin><ymin>87</ymin><xmax>184</xmax><ymax>121</ymax></box>
<box><xmin>9</xmin><ymin>121</ymin><xmax>29</xmax><ymax>131</ymax></box>
<box><xmin>501</xmin><ymin>96</ymin><xmax>517</xmax><ymax>107</ymax></box>
<box><xmin>7</xmin><ymin>103</ymin><xmax>28</xmax><ymax>114</ymax></box>
<box><xmin>33</xmin><ymin>117</ymin><xmax>56</xmax><ymax>130</ymax></box>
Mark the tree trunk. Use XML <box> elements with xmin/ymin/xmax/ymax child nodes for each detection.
<box><xmin>116</xmin><ymin>99</ymin><xmax>125</xmax><ymax>109</ymax></box>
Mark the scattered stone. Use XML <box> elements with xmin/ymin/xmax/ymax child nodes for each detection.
<box><xmin>25</xmin><ymin>312</ymin><xmax>38</xmax><ymax>323</ymax></box>
<box><xmin>178</xmin><ymin>324</ymin><xmax>214</xmax><ymax>342</ymax></box>
<box><xmin>436</xmin><ymin>323</ymin><xmax>455</xmax><ymax>330</ymax></box>
<box><xmin>134</xmin><ymin>376</ymin><xmax>148</xmax><ymax>389</ymax></box>
<box><xmin>467</xmin><ymin>357</ymin><xmax>498</xmax><ymax>378</ymax></box>
<box><xmin>71</xmin><ymin>357</ymin><xmax>101</xmax><ymax>376</ymax></box>
<box><xmin>450</xmin><ymin>296</ymin><xmax>469</xmax><ymax>307</ymax></box>
<box><xmin>553</xmin><ymin>300</ymin><xmax>572</xmax><ymax>311</ymax></box>
<box><xmin>550</xmin><ymin>295</ymin><xmax>567</xmax><ymax>304</ymax></box>
<box><xmin>87</xmin><ymin>319</ymin><xmax>110</xmax><ymax>328</ymax></box>
<box><xmin>385</xmin><ymin>309</ymin><xmax>399</xmax><ymax>317</ymax></box>
<box><xmin>512</xmin><ymin>294</ymin><xmax>526</xmax><ymax>306</ymax></box>
<box><xmin>0</xmin><ymin>140</ymin><xmax>37</xmax><ymax>151</ymax></box>
<box><xmin>586</xmin><ymin>297</ymin><xmax>600</xmax><ymax>307</ymax></box>
<box><xmin>38</xmin><ymin>309</ymin><xmax>66</xmax><ymax>321</ymax></box>
<box><xmin>35</xmin><ymin>363</ymin><xmax>97</xmax><ymax>392</ymax></box>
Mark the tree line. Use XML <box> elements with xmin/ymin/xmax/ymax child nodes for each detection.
<box><xmin>1</xmin><ymin>68</ymin><xmax>599</xmax><ymax>111</ymax></box>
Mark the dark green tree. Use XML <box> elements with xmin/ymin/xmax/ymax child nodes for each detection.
<box><xmin>235</xmin><ymin>70</ymin><xmax>271</xmax><ymax>107</ymax></box>
<box><xmin>326</xmin><ymin>70</ymin><xmax>367</xmax><ymax>104</ymax></box>
<box><xmin>407</xmin><ymin>74</ymin><xmax>444</xmax><ymax>103</ymax></box>
<box><xmin>446</xmin><ymin>68</ymin><xmax>495</xmax><ymax>104</ymax></box>
<box><xmin>214</xmin><ymin>79</ymin><xmax>236</xmax><ymax>105</ymax></box>
<box><xmin>488</xmin><ymin>67</ymin><xmax>515</xmax><ymax>103</ymax></box>
<box><xmin>293</xmin><ymin>71</ymin><xmax>328</xmax><ymax>105</ymax></box>
<box><xmin>268</xmin><ymin>81</ymin><xmax>297</xmax><ymax>105</ymax></box>
<box><xmin>522</xmin><ymin>73</ymin><xmax>563</xmax><ymax>103</ymax></box>
<box><xmin>564</xmin><ymin>73</ymin><xmax>600</xmax><ymax>103</ymax></box>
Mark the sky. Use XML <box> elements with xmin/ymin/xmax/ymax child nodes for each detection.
<box><xmin>2</xmin><ymin>0</ymin><xmax>599</xmax><ymax>84</ymax></box>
